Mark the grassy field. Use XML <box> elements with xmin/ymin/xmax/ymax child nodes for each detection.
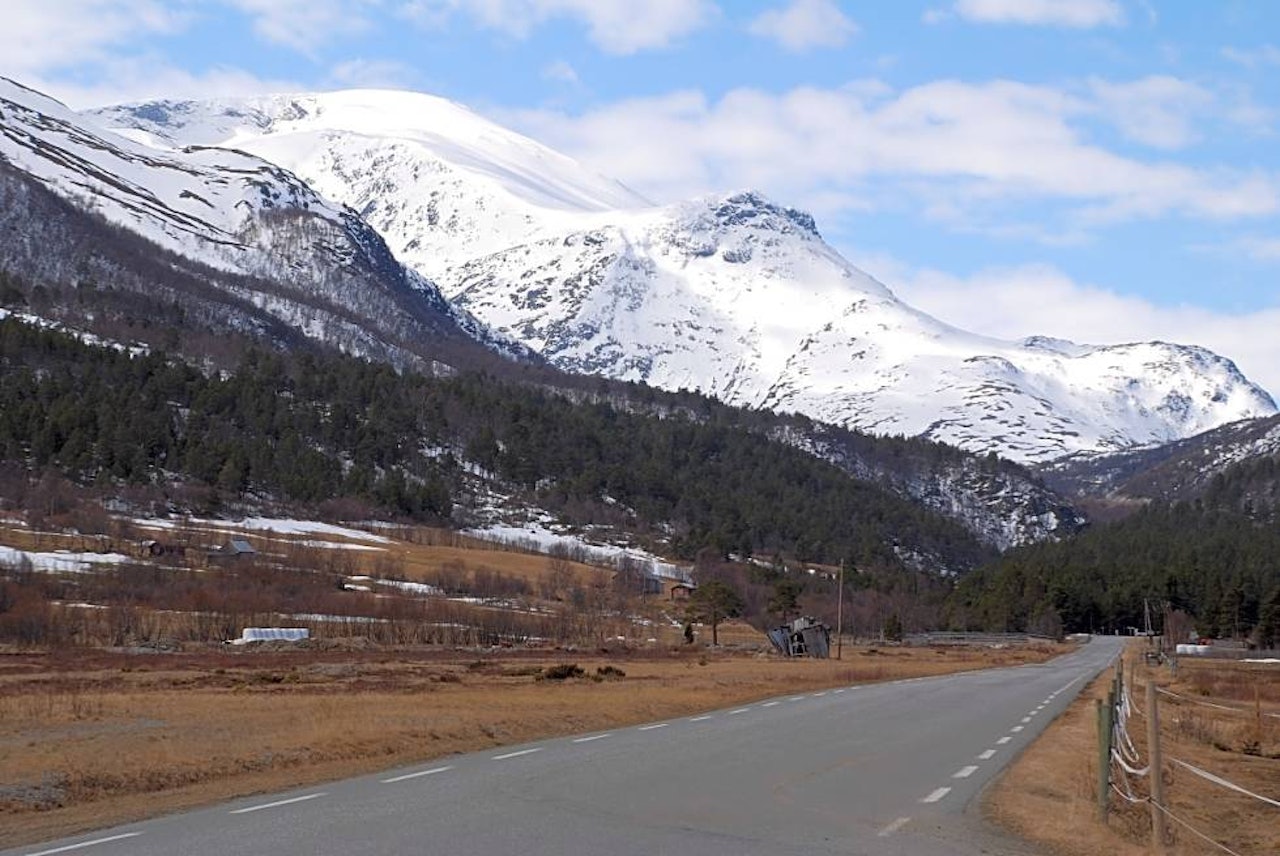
<box><xmin>985</xmin><ymin>643</ymin><xmax>1280</xmax><ymax>855</ymax></box>
<box><xmin>0</xmin><ymin>639</ymin><xmax>1065</xmax><ymax>849</ymax></box>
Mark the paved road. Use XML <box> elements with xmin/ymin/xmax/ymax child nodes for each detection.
<box><xmin>7</xmin><ymin>637</ymin><xmax>1123</xmax><ymax>856</ymax></box>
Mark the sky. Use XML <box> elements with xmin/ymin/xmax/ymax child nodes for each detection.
<box><xmin>4</xmin><ymin>0</ymin><xmax>1280</xmax><ymax>395</ymax></box>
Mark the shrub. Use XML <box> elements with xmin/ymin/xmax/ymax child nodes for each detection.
<box><xmin>539</xmin><ymin>663</ymin><xmax>584</xmax><ymax>681</ymax></box>
<box><xmin>595</xmin><ymin>665</ymin><xmax>625</xmax><ymax>680</ymax></box>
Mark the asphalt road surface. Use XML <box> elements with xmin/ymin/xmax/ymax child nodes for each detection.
<box><xmin>7</xmin><ymin>636</ymin><xmax>1124</xmax><ymax>856</ymax></box>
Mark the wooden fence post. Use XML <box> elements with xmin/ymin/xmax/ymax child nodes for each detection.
<box><xmin>1146</xmin><ymin>681</ymin><xmax>1167</xmax><ymax>853</ymax></box>
<box><xmin>1097</xmin><ymin>697</ymin><xmax>1112</xmax><ymax>823</ymax></box>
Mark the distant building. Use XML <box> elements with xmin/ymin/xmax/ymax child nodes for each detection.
<box><xmin>669</xmin><ymin>582</ymin><xmax>695</xmax><ymax>602</ymax></box>
<box><xmin>208</xmin><ymin>538</ymin><xmax>257</xmax><ymax>561</ymax></box>
<box><xmin>228</xmin><ymin>538</ymin><xmax>256</xmax><ymax>556</ymax></box>
<box><xmin>766</xmin><ymin>616</ymin><xmax>832</xmax><ymax>659</ymax></box>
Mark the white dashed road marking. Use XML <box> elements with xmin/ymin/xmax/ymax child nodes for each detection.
<box><xmin>638</xmin><ymin>723</ymin><xmax>670</xmax><ymax>731</ymax></box>
<box><xmin>762</xmin><ymin>701</ymin><xmax>780</xmax><ymax>707</ymax></box>
<box><xmin>493</xmin><ymin>748</ymin><xmax>543</xmax><ymax>760</ymax></box>
<box><xmin>382</xmin><ymin>765</ymin><xmax>453</xmax><ymax>783</ymax></box>
<box><xmin>572</xmin><ymin>734</ymin><xmax>612</xmax><ymax>744</ymax></box>
<box><xmin>25</xmin><ymin>833</ymin><xmax>143</xmax><ymax>856</ymax></box>
<box><xmin>230</xmin><ymin>793</ymin><xmax>325</xmax><ymax>815</ymax></box>
<box><xmin>997</xmin><ymin>736</ymin><xmax>1012</xmax><ymax>745</ymax></box>
<box><xmin>878</xmin><ymin>817</ymin><xmax>911</xmax><ymax>837</ymax></box>
<box><xmin>978</xmin><ymin>749</ymin><xmax>997</xmax><ymax>760</ymax></box>
<box><xmin>921</xmin><ymin>787</ymin><xmax>952</xmax><ymax>804</ymax></box>
<box><xmin>953</xmin><ymin>765</ymin><xmax>979</xmax><ymax>779</ymax></box>
<box><xmin>690</xmin><ymin>715</ymin><xmax>713</xmax><ymax>722</ymax></box>
<box><xmin>1011</xmin><ymin>725</ymin><xmax>1025</xmax><ymax>733</ymax></box>
<box><xmin>728</xmin><ymin>708</ymin><xmax>750</xmax><ymax>716</ymax></box>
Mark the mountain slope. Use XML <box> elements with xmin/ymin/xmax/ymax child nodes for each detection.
<box><xmin>1043</xmin><ymin>414</ymin><xmax>1280</xmax><ymax>509</ymax></box>
<box><xmin>91</xmin><ymin>89</ymin><xmax>646</xmax><ymax>285</ymax></box>
<box><xmin>0</xmin><ymin>77</ymin><xmax>521</xmax><ymax>370</ymax></box>
<box><xmin>92</xmin><ymin>89</ymin><xmax>1277</xmax><ymax>463</ymax></box>
<box><xmin>444</xmin><ymin>191</ymin><xmax>1272</xmax><ymax>463</ymax></box>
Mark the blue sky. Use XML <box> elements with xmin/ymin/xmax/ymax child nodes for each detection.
<box><xmin>5</xmin><ymin>0</ymin><xmax>1280</xmax><ymax>393</ymax></box>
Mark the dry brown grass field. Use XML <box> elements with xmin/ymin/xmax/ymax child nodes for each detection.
<box><xmin>985</xmin><ymin>642</ymin><xmax>1280</xmax><ymax>856</ymax></box>
<box><xmin>0</xmin><ymin>640</ymin><xmax>1064</xmax><ymax>849</ymax></box>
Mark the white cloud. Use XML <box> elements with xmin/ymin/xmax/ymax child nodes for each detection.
<box><xmin>0</xmin><ymin>0</ymin><xmax>186</xmax><ymax>78</ymax></box>
<box><xmin>327</xmin><ymin>58</ymin><xmax>420</xmax><ymax>89</ymax></box>
<box><xmin>541</xmin><ymin>59</ymin><xmax>580</xmax><ymax>86</ymax></box>
<box><xmin>870</xmin><ymin>259</ymin><xmax>1280</xmax><ymax>398</ymax></box>
<box><xmin>31</xmin><ymin>61</ymin><xmax>301</xmax><ymax>109</ymax></box>
<box><xmin>748</xmin><ymin>0</ymin><xmax>858</xmax><ymax>52</ymax></box>
<box><xmin>1088</xmin><ymin>75</ymin><xmax>1214</xmax><ymax>149</ymax></box>
<box><xmin>400</xmin><ymin>0</ymin><xmax>717</xmax><ymax>54</ymax></box>
<box><xmin>938</xmin><ymin>0</ymin><xmax>1124</xmax><ymax>28</ymax></box>
<box><xmin>503</xmin><ymin>80</ymin><xmax>1279</xmax><ymax>233</ymax></box>
<box><xmin>1222</xmin><ymin>44</ymin><xmax>1280</xmax><ymax>69</ymax></box>
<box><xmin>1214</xmin><ymin>236</ymin><xmax>1280</xmax><ymax>263</ymax></box>
<box><xmin>224</xmin><ymin>0</ymin><xmax>376</xmax><ymax>55</ymax></box>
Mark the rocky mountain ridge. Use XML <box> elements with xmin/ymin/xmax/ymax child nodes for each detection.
<box><xmin>93</xmin><ymin>88</ymin><xmax>1277</xmax><ymax>464</ymax></box>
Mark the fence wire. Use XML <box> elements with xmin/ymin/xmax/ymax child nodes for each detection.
<box><xmin>1105</xmin><ymin>670</ymin><xmax>1271</xmax><ymax>856</ymax></box>
<box><xmin>1169</xmin><ymin>757</ymin><xmax>1280</xmax><ymax>810</ymax></box>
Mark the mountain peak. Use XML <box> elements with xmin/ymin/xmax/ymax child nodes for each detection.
<box><xmin>704</xmin><ymin>190</ymin><xmax>820</xmax><ymax>239</ymax></box>
<box><xmin>82</xmin><ymin>84</ymin><xmax>1279</xmax><ymax>463</ymax></box>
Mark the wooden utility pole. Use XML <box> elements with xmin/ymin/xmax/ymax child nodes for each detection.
<box><xmin>1145</xmin><ymin>681</ymin><xmax>1167</xmax><ymax>853</ymax></box>
<box><xmin>836</xmin><ymin>560</ymin><xmax>845</xmax><ymax>660</ymax></box>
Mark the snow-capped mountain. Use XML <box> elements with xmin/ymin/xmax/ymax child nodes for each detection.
<box><xmin>91</xmin><ymin>89</ymin><xmax>646</xmax><ymax>285</ymax></box>
<box><xmin>0</xmin><ymin>78</ymin><xmax>518</xmax><ymax>368</ymax></box>
<box><xmin>93</xmin><ymin>89</ymin><xmax>1277</xmax><ymax>463</ymax></box>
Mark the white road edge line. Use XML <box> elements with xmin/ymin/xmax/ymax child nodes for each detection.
<box><xmin>789</xmin><ymin>696</ymin><xmax>805</xmax><ymax>702</ymax></box>
<box><xmin>978</xmin><ymin>749</ymin><xmax>997</xmax><ymax>760</ymax></box>
<box><xmin>572</xmin><ymin>733</ymin><xmax>613</xmax><ymax>744</ymax></box>
<box><xmin>997</xmin><ymin>736</ymin><xmax>1013</xmax><ymax>744</ymax></box>
<box><xmin>812</xmin><ymin>692</ymin><xmax>827</xmax><ymax>697</ymax></box>
<box><xmin>638</xmin><ymin>723</ymin><xmax>670</xmax><ymax>731</ymax></box>
<box><xmin>953</xmin><ymin>765</ymin><xmax>979</xmax><ymax>779</ymax></box>
<box><xmin>493</xmin><ymin>748</ymin><xmax>543</xmax><ymax>760</ymax></box>
<box><xmin>25</xmin><ymin>833</ymin><xmax>143</xmax><ymax>856</ymax></box>
<box><xmin>877</xmin><ymin>817</ymin><xmax>911</xmax><ymax>837</ymax></box>
<box><xmin>382</xmin><ymin>765</ymin><xmax>454</xmax><ymax>783</ymax></box>
<box><xmin>728</xmin><ymin>708</ymin><xmax>750</xmax><ymax>716</ymax></box>
<box><xmin>762</xmin><ymin>701</ymin><xmax>780</xmax><ymax>707</ymax></box>
<box><xmin>689</xmin><ymin>715</ymin><xmax>713</xmax><ymax>722</ymax></box>
<box><xmin>833</xmin><ymin>688</ymin><xmax>846</xmax><ymax>694</ymax></box>
<box><xmin>921</xmin><ymin>787</ymin><xmax>952</xmax><ymax>803</ymax></box>
<box><xmin>230</xmin><ymin>793</ymin><xmax>326</xmax><ymax>815</ymax></box>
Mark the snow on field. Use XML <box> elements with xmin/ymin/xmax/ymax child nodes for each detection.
<box><xmin>0</xmin><ymin>545</ymin><xmax>132</xmax><ymax>573</ymax></box>
<box><xmin>134</xmin><ymin>516</ymin><xmax>392</xmax><ymax>544</ymax></box>
<box><xmin>299</xmin><ymin>539</ymin><xmax>384</xmax><ymax>552</ymax></box>
<box><xmin>463</xmin><ymin>522</ymin><xmax>691</xmax><ymax>582</ymax></box>
<box><xmin>348</xmin><ymin>575</ymin><xmax>443</xmax><ymax>596</ymax></box>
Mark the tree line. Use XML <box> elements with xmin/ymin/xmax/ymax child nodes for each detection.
<box><xmin>950</xmin><ymin>499</ymin><xmax>1280</xmax><ymax>645</ymax></box>
<box><xmin>0</xmin><ymin>314</ymin><xmax>990</xmax><ymax>572</ymax></box>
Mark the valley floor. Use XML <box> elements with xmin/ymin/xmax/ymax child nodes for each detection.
<box><xmin>0</xmin><ymin>641</ymin><xmax>1063</xmax><ymax>849</ymax></box>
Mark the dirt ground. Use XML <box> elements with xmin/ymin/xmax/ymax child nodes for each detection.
<box><xmin>984</xmin><ymin>643</ymin><xmax>1280</xmax><ymax>856</ymax></box>
<box><xmin>0</xmin><ymin>638</ymin><xmax>1064</xmax><ymax>849</ymax></box>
